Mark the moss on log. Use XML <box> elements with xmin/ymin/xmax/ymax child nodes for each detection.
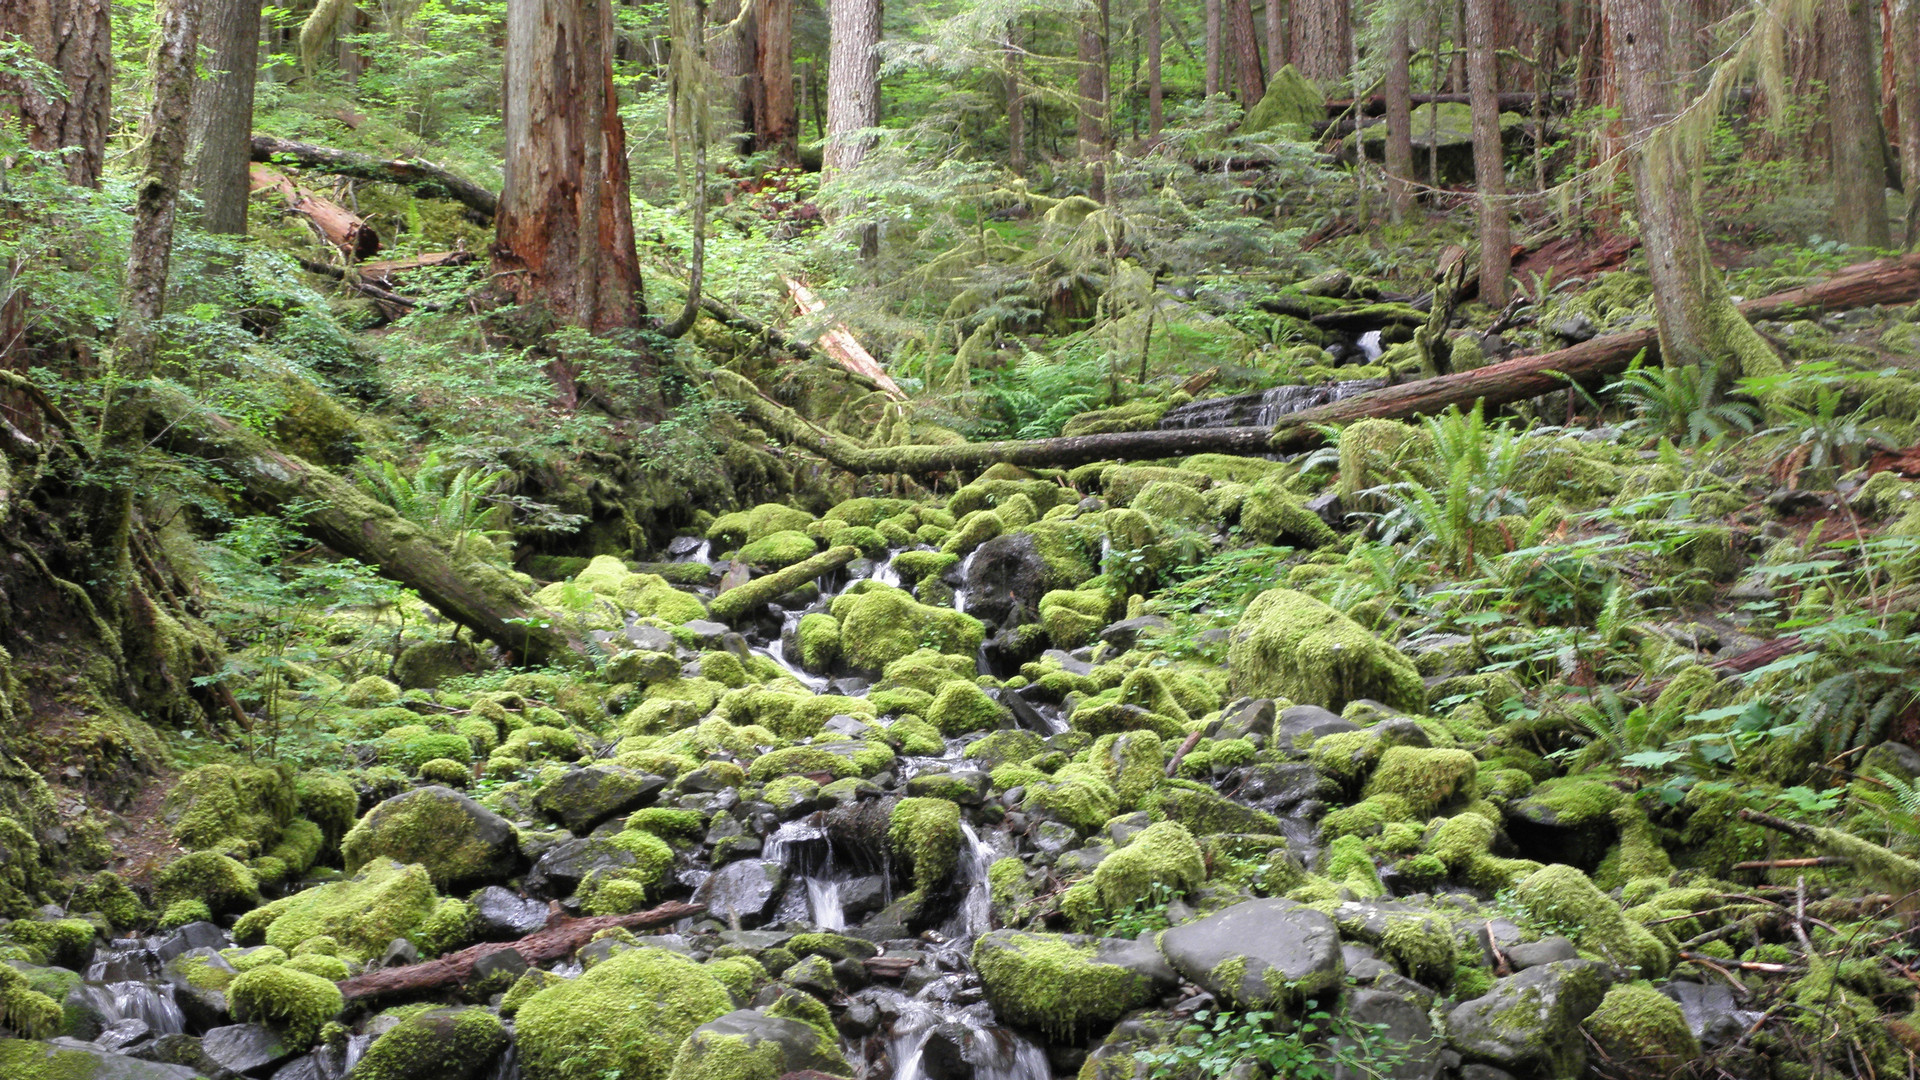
<box><xmin>710</xmin><ymin>545</ymin><xmax>859</xmax><ymax>622</ymax></box>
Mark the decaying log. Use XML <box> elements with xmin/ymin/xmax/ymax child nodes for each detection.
<box><xmin>251</xmin><ymin>164</ymin><xmax>379</xmax><ymax>260</ymax></box>
<box><xmin>147</xmin><ymin>387</ymin><xmax>579</xmax><ymax>665</ymax></box>
<box><xmin>250</xmin><ymin>133</ymin><xmax>500</xmax><ymax>222</ymax></box>
<box><xmin>785</xmin><ymin>277</ymin><xmax>907</xmax><ymax>401</ymax></box>
<box><xmin>358</xmin><ymin>250</ymin><xmax>474</xmax><ymax>283</ymax></box>
<box><xmin>335</xmin><ymin>902</ymin><xmax>703</xmax><ymax>1001</ymax></box>
<box><xmin>724</xmin><ymin>254</ymin><xmax>1920</xmax><ymax>476</ymax></box>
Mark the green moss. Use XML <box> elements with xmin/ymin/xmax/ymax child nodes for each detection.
<box><xmin>1337</xmin><ymin>419</ymin><xmax>1426</xmax><ymax>511</ymax></box>
<box><xmin>893</xmin><ymin>550</ymin><xmax>959</xmax><ymax>584</ymax></box>
<box><xmin>1089</xmin><ymin>731</ymin><xmax>1164</xmax><ymax>809</ymax></box>
<box><xmin>165</xmin><ymin>763</ymin><xmax>297</xmax><ymax>855</ymax></box>
<box><xmin>158</xmin><ymin>898</ymin><xmax>213</xmax><ymax>930</ymax></box>
<box><xmin>340</xmin><ymin>786</ymin><xmax>512</xmax><ymax>890</ymax></box>
<box><xmin>238</xmin><ymin>857</ymin><xmax>450</xmax><ymax>962</ymax></box>
<box><xmin>927</xmin><ymin>680</ymin><xmax>1008</xmax><ymax>736</ymax></box>
<box><xmin>1324</xmin><ymin>834</ymin><xmax>1386</xmax><ymax>898</ymax></box>
<box><xmin>1511</xmin><ymin>864</ymin><xmax>1671</xmax><ymax>976</ymax></box>
<box><xmin>283</xmin><ymin>952</ymin><xmax>350</xmax><ymax>981</ymax></box>
<box><xmin>229</xmin><ymin>962</ymin><xmax>344</xmax><ymax>1047</ymax></box>
<box><xmin>415</xmin><ymin>758</ymin><xmax>470</xmax><ymax>786</ymax></box>
<box><xmin>736</xmin><ymin>530</ymin><xmax>820</xmax><ymax>569</ymax></box>
<box><xmin>876</xmin><ymin>649</ymin><xmax>979</xmax><ymax>694</ymax></box>
<box><xmin>748</xmin><ymin>746</ymin><xmax>859</xmax><ymax>782</ymax></box>
<box><xmin>965</xmin><ymin>729</ymin><xmax>1046</xmax><ymax>769</ymax></box>
<box><xmin>1584</xmin><ymin>982</ymin><xmax>1700</xmax><ymax>1072</ymax></box>
<box><xmin>515</xmin><ymin>945</ymin><xmax>732</xmax><ymax>1080</ymax></box>
<box><xmin>68</xmin><ymin>871</ymin><xmax>149</xmax><ymax>932</ymax></box>
<box><xmin>1039</xmin><ymin>588</ymin><xmax>1113</xmax><ymax>650</ymax></box>
<box><xmin>1361</xmin><ymin>746</ymin><xmax>1478</xmax><ymax>816</ymax></box>
<box><xmin>1379</xmin><ymin>916</ymin><xmax>1456</xmax><ymax>985</ymax></box>
<box><xmin>884</xmin><ymin>714</ymin><xmax>946</xmax><ymax>755</ymax></box>
<box><xmin>1240</xmin><ymin>475</ymin><xmax>1337</xmax><ymax>547</ymax></box>
<box><xmin>1227</xmin><ymin>589</ymin><xmax>1424</xmax><ymax>712</ymax></box>
<box><xmin>348</xmin><ymin>1006</ymin><xmax>511</xmax><ymax>1080</ymax></box>
<box><xmin>973</xmin><ymin>930</ymin><xmax>1166</xmax><ymax>1038</ymax></box>
<box><xmin>709</xmin><ymin>504</ymin><xmax>816</xmax><ymax>547</ymax></box>
<box><xmin>377</xmin><ymin>728</ymin><xmax>474</xmax><ymax>773</ymax></box>
<box><xmin>790</xmin><ymin>613</ymin><xmax>841</xmax><ymax>673</ymax></box>
<box><xmin>1242</xmin><ymin>64</ymin><xmax>1324</xmax><ymax>132</ymax></box>
<box><xmin>0</xmin><ymin>965</ymin><xmax>64</xmax><ymax>1039</ymax></box>
<box><xmin>889</xmin><ymin>797</ymin><xmax>963</xmax><ymax>896</ymax></box>
<box><xmin>152</xmin><ymin>851</ymin><xmax>261</xmax><ymax>916</ymax></box>
<box><xmin>344</xmin><ymin>675</ymin><xmax>404</xmax><ymax>707</ymax></box>
<box><xmin>1023</xmin><ymin>764</ymin><xmax>1121</xmax><ymax>834</ymax></box>
<box><xmin>1061</xmin><ymin>399</ymin><xmax>1168</xmax><ymax>437</ymax></box>
<box><xmin>830</xmin><ymin>584</ymin><xmax>985</xmax><ymax>671</ymax></box>
<box><xmin>1063</xmin><ymin>821</ymin><xmax>1205</xmax><ymax>930</ymax></box>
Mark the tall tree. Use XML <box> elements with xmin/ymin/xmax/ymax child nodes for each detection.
<box><xmin>185</xmin><ymin>0</ymin><xmax>261</xmax><ymax>234</ymax></box>
<box><xmin>1824</xmin><ymin>0</ymin><xmax>1891</xmax><ymax>248</ymax></box>
<box><xmin>1226</xmin><ymin>0</ymin><xmax>1265</xmax><ymax>106</ymax></box>
<box><xmin>1205</xmin><ymin>0</ymin><xmax>1222</xmax><ymax>97</ymax></box>
<box><xmin>1289</xmin><ymin>0</ymin><xmax>1349</xmax><ymax>84</ymax></box>
<box><xmin>0</xmin><ymin>0</ymin><xmax>112</xmax><ymax>187</ymax></box>
<box><xmin>1266</xmin><ymin>0</ymin><xmax>1285</xmax><ymax>74</ymax></box>
<box><xmin>1466</xmin><ymin>0</ymin><xmax>1509</xmax><ymax>308</ymax></box>
<box><xmin>1603</xmin><ymin>0</ymin><xmax>1780</xmax><ymax>374</ymax></box>
<box><xmin>1140</xmin><ymin>0</ymin><xmax>1161</xmax><ymax>134</ymax></box>
<box><xmin>1893</xmin><ymin>0</ymin><xmax>1919</xmax><ymax>247</ymax></box>
<box><xmin>1008</xmin><ymin>27</ymin><xmax>1029</xmax><ymax>170</ymax></box>
<box><xmin>494</xmin><ymin>0</ymin><xmax>645</xmax><ymax>400</ymax></box>
<box><xmin>1384</xmin><ymin>17</ymin><xmax>1416</xmax><ymax>221</ymax></box>
<box><xmin>752</xmin><ymin>0</ymin><xmax>799</xmax><ymax>164</ymax></box>
<box><xmin>823</xmin><ymin>0</ymin><xmax>880</xmax><ymax>179</ymax></box>
<box><xmin>1077</xmin><ymin>3</ymin><xmax>1108</xmax><ymax>160</ymax></box>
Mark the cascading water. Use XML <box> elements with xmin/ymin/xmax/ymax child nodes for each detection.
<box><xmin>882</xmin><ymin>991</ymin><xmax>1052</xmax><ymax>1080</ymax></box>
<box><xmin>84</xmin><ymin>941</ymin><xmax>186</xmax><ymax>1037</ymax></box>
<box><xmin>764</xmin><ymin>818</ymin><xmax>847</xmax><ymax>931</ymax></box>
<box><xmin>870</xmin><ymin>553</ymin><xmax>903</xmax><ymax>590</ymax></box>
<box><xmin>759</xmin><ymin>611</ymin><xmax>830</xmax><ymax>693</ymax></box>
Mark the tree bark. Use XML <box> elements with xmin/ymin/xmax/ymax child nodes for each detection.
<box><xmin>659</xmin><ymin>0</ymin><xmax>707</xmax><ymax>339</ymax></box>
<box><xmin>495</xmin><ymin>0</ymin><xmax>646</xmax><ymax>354</ymax></box>
<box><xmin>187</xmin><ymin>0</ymin><xmax>260</xmax><ymax>234</ymax></box>
<box><xmin>823</xmin><ymin>0</ymin><xmax>880</xmax><ymax>179</ymax></box>
<box><xmin>1008</xmin><ymin>28</ymin><xmax>1028</xmax><ymax>171</ymax></box>
<box><xmin>148</xmin><ymin>387</ymin><xmax>584</xmax><ymax>664</ymax></box>
<box><xmin>1205</xmin><ymin>0</ymin><xmax>1222</xmax><ymax>98</ymax></box>
<box><xmin>1825</xmin><ymin>0</ymin><xmax>1891</xmax><ymax>248</ymax></box>
<box><xmin>708</xmin><ymin>0</ymin><xmax>748</xmax><ymax>147</ymax></box>
<box><xmin>1147</xmin><ymin>0</ymin><xmax>1163</xmax><ymax>135</ymax></box>
<box><xmin>1895</xmin><ymin>0</ymin><xmax>1920</xmax><ymax>247</ymax></box>
<box><xmin>1077</xmin><ymin>3</ymin><xmax>1108</xmax><ymax>159</ymax></box>
<box><xmin>336</xmin><ymin>903</ymin><xmax>704</xmax><ymax>1001</ymax></box>
<box><xmin>250</xmin><ymin>134</ymin><xmax>499</xmax><ymax>221</ymax></box>
<box><xmin>0</xmin><ymin>0</ymin><xmax>113</xmax><ymax>187</ymax></box>
<box><xmin>1289</xmin><ymin>0</ymin><xmax>1349</xmax><ymax>84</ymax></box>
<box><xmin>753</xmin><ymin>0</ymin><xmax>799</xmax><ymax>164</ymax></box>
<box><xmin>1466</xmin><ymin>0</ymin><xmax>1510</xmax><ymax>309</ymax></box>
<box><xmin>1266</xmin><ymin>0</ymin><xmax>1285</xmax><ymax>73</ymax></box>
<box><xmin>1604</xmin><ymin>0</ymin><xmax>1779</xmax><ymax>374</ymax></box>
<box><xmin>720</xmin><ymin>254</ymin><xmax>1920</xmax><ymax>475</ymax></box>
<box><xmin>1384</xmin><ymin>19</ymin><xmax>1416</xmax><ymax>222</ymax></box>
<box><xmin>1226</xmin><ymin>0</ymin><xmax>1266</xmax><ymax>106</ymax></box>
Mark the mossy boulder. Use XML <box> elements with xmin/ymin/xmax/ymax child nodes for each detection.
<box><xmin>163</xmin><ymin>763</ymin><xmax>297</xmax><ymax>856</ymax></box>
<box><xmin>888</xmin><ymin>797</ymin><xmax>963</xmax><ymax>897</ymax></box>
<box><xmin>708</xmin><ymin>504</ymin><xmax>814</xmax><ymax>547</ymax></box>
<box><xmin>830</xmin><ymin>583</ymin><xmax>985</xmax><ymax>672</ymax></box>
<box><xmin>1240</xmin><ymin>474</ymin><xmax>1338</xmax><ymax>547</ymax></box>
<box><xmin>1242</xmin><ymin>64</ymin><xmax>1324</xmax><ymax>134</ymax></box>
<box><xmin>974</xmin><ymin>930</ymin><xmax>1179</xmax><ymax>1037</ymax></box>
<box><xmin>229</xmin><ymin>962</ymin><xmax>344</xmax><ymax>1047</ymax></box>
<box><xmin>1511</xmin><ymin>864</ymin><xmax>1671</xmax><ymax>977</ymax></box>
<box><xmin>663</xmin><ymin>1008</ymin><xmax>851</xmax><ymax>1080</ymax></box>
<box><xmin>1583</xmin><ymin>981</ymin><xmax>1700</xmax><ymax>1076</ymax></box>
<box><xmin>1445</xmin><ymin>959</ymin><xmax>1612</xmax><ymax>1079</ymax></box>
<box><xmin>1062</xmin><ymin>821</ymin><xmax>1205</xmax><ymax>930</ymax></box>
<box><xmin>515</xmin><ymin>946</ymin><xmax>733</xmax><ymax>1080</ymax></box>
<box><xmin>1155</xmin><ymin>898</ymin><xmax>1344</xmax><ymax>1010</ymax></box>
<box><xmin>735</xmin><ymin>530</ymin><xmax>820</xmax><ymax>569</ymax></box>
<box><xmin>926</xmin><ymin>680</ymin><xmax>1008</xmax><ymax>736</ymax></box>
<box><xmin>1361</xmin><ymin>746</ymin><xmax>1479</xmax><ymax>817</ymax></box>
<box><xmin>152</xmin><ymin>851</ymin><xmax>262</xmax><ymax>916</ymax></box>
<box><xmin>346</xmin><ymin>1005</ymin><xmax>508</xmax><ymax>1080</ymax></box>
<box><xmin>341</xmin><ymin>786</ymin><xmax>519</xmax><ymax>890</ymax></box>
<box><xmin>1228</xmin><ymin>588</ymin><xmax>1424</xmax><ymax>712</ymax></box>
<box><xmin>234</xmin><ymin>858</ymin><xmax>468</xmax><ymax>963</ymax></box>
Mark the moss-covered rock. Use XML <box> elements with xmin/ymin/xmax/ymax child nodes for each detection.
<box><xmin>235</xmin><ymin>858</ymin><xmax>464</xmax><ymax>962</ymax></box>
<box><xmin>1023</xmin><ymin>764</ymin><xmax>1121</xmax><ymax>834</ymax></box>
<box><xmin>1242</xmin><ymin>64</ymin><xmax>1324</xmax><ymax>133</ymax></box>
<box><xmin>1361</xmin><ymin>746</ymin><xmax>1478</xmax><ymax>816</ymax></box>
<box><xmin>346</xmin><ymin>1005</ymin><xmax>508</xmax><ymax>1080</ymax></box>
<box><xmin>341</xmin><ymin>786</ymin><xmax>518</xmax><ymax>890</ymax></box>
<box><xmin>735</xmin><ymin>530</ymin><xmax>820</xmax><ymax>569</ymax></box>
<box><xmin>152</xmin><ymin>851</ymin><xmax>262</xmax><ymax>916</ymax></box>
<box><xmin>1062</xmin><ymin>821</ymin><xmax>1204</xmax><ymax>930</ymax></box>
<box><xmin>0</xmin><ymin>965</ymin><xmax>64</xmax><ymax>1039</ymax></box>
<box><xmin>1240</xmin><ymin>474</ymin><xmax>1338</xmax><ymax>547</ymax></box>
<box><xmin>708</xmin><ymin>504</ymin><xmax>815</xmax><ymax>547</ymax></box>
<box><xmin>229</xmin><ymin>962</ymin><xmax>343</xmax><ymax>1047</ymax></box>
<box><xmin>926</xmin><ymin>680</ymin><xmax>1007</xmax><ymax>736</ymax></box>
<box><xmin>1511</xmin><ymin>864</ymin><xmax>1671</xmax><ymax>977</ymax></box>
<box><xmin>830</xmin><ymin>583</ymin><xmax>985</xmax><ymax>672</ymax></box>
<box><xmin>1583</xmin><ymin>981</ymin><xmax>1701</xmax><ymax>1075</ymax></box>
<box><xmin>974</xmin><ymin>930</ymin><xmax>1177</xmax><ymax>1037</ymax></box>
<box><xmin>515</xmin><ymin>946</ymin><xmax>733</xmax><ymax>1080</ymax></box>
<box><xmin>164</xmin><ymin>763</ymin><xmax>297</xmax><ymax>856</ymax></box>
<box><xmin>1227</xmin><ymin>588</ymin><xmax>1424</xmax><ymax>712</ymax></box>
<box><xmin>888</xmin><ymin>797</ymin><xmax>963</xmax><ymax>897</ymax></box>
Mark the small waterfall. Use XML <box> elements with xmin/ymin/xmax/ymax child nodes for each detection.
<box><xmin>1158</xmin><ymin>380</ymin><xmax>1387</xmax><ymax>430</ymax></box>
<box><xmin>84</xmin><ymin>941</ymin><xmax>185</xmax><ymax>1037</ymax></box>
<box><xmin>870</xmin><ymin>552</ymin><xmax>902</xmax><ymax>590</ymax></box>
<box><xmin>1357</xmin><ymin>329</ymin><xmax>1384</xmax><ymax>361</ymax></box>
<box><xmin>758</xmin><ymin>612</ymin><xmax>831</xmax><ymax>692</ymax></box>
<box><xmin>342</xmin><ymin>1033</ymin><xmax>374</xmax><ymax>1073</ymax></box>
<box><xmin>482</xmin><ymin>1042</ymin><xmax>521</xmax><ymax>1080</ymax></box>
<box><xmin>805</xmin><ymin>878</ymin><xmax>845</xmax><ymax>932</ymax></box>
<box><xmin>946</xmin><ymin>821</ymin><xmax>996</xmax><ymax>944</ymax></box>
<box><xmin>952</xmin><ymin>547</ymin><xmax>982</xmax><ymax>614</ymax></box>
<box><xmin>764</xmin><ymin>819</ymin><xmax>846</xmax><ymax>931</ymax></box>
<box><xmin>886</xmin><ymin>993</ymin><xmax>1050</xmax><ymax>1080</ymax></box>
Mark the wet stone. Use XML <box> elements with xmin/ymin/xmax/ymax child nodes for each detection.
<box><xmin>693</xmin><ymin>860</ymin><xmax>787</xmax><ymax>927</ymax></box>
<box><xmin>202</xmin><ymin>1023</ymin><xmax>300</xmax><ymax>1077</ymax></box>
<box><xmin>471</xmin><ymin>885</ymin><xmax>548</xmax><ymax>938</ymax></box>
<box><xmin>1504</xmin><ymin>937</ymin><xmax>1579</xmax><ymax>971</ymax></box>
<box><xmin>1274</xmin><ymin>704</ymin><xmax>1358</xmax><ymax>748</ymax></box>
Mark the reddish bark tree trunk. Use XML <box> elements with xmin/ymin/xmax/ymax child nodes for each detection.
<box><xmin>1226</xmin><ymin>0</ymin><xmax>1265</xmax><ymax>106</ymax></box>
<box><xmin>1466</xmin><ymin>0</ymin><xmax>1510</xmax><ymax>308</ymax></box>
<box><xmin>1825</xmin><ymin>0</ymin><xmax>1892</xmax><ymax>248</ymax></box>
<box><xmin>1288</xmin><ymin>0</ymin><xmax>1349</xmax><ymax>84</ymax></box>
<box><xmin>753</xmin><ymin>0</ymin><xmax>799</xmax><ymax>165</ymax></box>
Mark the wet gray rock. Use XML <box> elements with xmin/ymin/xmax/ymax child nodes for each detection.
<box><xmin>15</xmin><ymin>1039</ymin><xmax>206</xmax><ymax>1080</ymax></box>
<box><xmin>1661</xmin><ymin>980</ymin><xmax>1762</xmax><ymax>1050</ymax></box>
<box><xmin>693</xmin><ymin>859</ymin><xmax>787</xmax><ymax>928</ymax></box>
<box><xmin>95</xmin><ymin>1018</ymin><xmax>154</xmax><ymax>1053</ymax></box>
<box><xmin>962</xmin><ymin>533</ymin><xmax>1051</xmax><ymax>627</ymax></box>
<box><xmin>526</xmin><ymin>836</ymin><xmax>650</xmax><ymax>900</ymax></box>
<box><xmin>839</xmin><ymin>875</ymin><xmax>888</xmax><ymax>922</ymax></box>
<box><xmin>1370</xmin><ymin>716</ymin><xmax>1432</xmax><ymax>748</ymax></box>
<box><xmin>1548</xmin><ymin>315</ymin><xmax>1597</xmax><ymax>343</ymax></box>
<box><xmin>1236</xmin><ymin>762</ymin><xmax>1338</xmax><ymax>813</ymax></box>
<box><xmin>1157</xmin><ymin>898</ymin><xmax>1344</xmax><ymax>1009</ymax></box>
<box><xmin>1099</xmin><ymin>616</ymin><xmax>1170</xmax><ymax>652</ymax></box>
<box><xmin>1504</xmin><ymin>937</ymin><xmax>1579</xmax><ymax>971</ymax></box>
<box><xmin>379</xmin><ymin>938</ymin><xmax>418</xmax><ymax>970</ymax></box>
<box><xmin>202</xmin><ymin>1023</ymin><xmax>300</xmax><ymax>1076</ymax></box>
<box><xmin>1337</xmin><ymin>989</ymin><xmax>1441</xmax><ymax>1080</ymax></box>
<box><xmin>677</xmin><ymin>1010</ymin><xmax>849</xmax><ymax>1077</ymax></box>
<box><xmin>1274</xmin><ymin>705</ymin><xmax>1358</xmax><ymax>748</ymax></box>
<box><xmin>471</xmin><ymin>886</ymin><xmax>548</xmax><ymax>938</ymax></box>
<box><xmin>151</xmin><ymin>922</ymin><xmax>228</xmax><ymax>965</ymax></box>
<box><xmin>680</xmin><ymin>620</ymin><xmax>730</xmax><ymax>645</ymax></box>
<box><xmin>1040</xmin><ymin>649</ymin><xmax>1094</xmax><ymax>677</ymax></box>
<box><xmin>535</xmin><ymin>765</ymin><xmax>667</xmax><ymax>833</ymax></box>
<box><xmin>1215</xmin><ymin>698</ymin><xmax>1277</xmax><ymax>740</ymax></box>
<box><xmin>161</xmin><ymin>947</ymin><xmax>235</xmax><ymax>1029</ymax></box>
<box><xmin>1445</xmin><ymin>959</ymin><xmax>1610</xmax><ymax>1079</ymax></box>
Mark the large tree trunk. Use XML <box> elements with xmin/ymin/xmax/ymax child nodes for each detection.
<box><xmin>1825</xmin><ymin>0</ymin><xmax>1891</xmax><ymax>248</ymax></box>
<box><xmin>186</xmin><ymin>0</ymin><xmax>261</xmax><ymax>234</ymax></box>
<box><xmin>720</xmin><ymin>254</ymin><xmax>1920</xmax><ymax>475</ymax></box>
<box><xmin>0</xmin><ymin>0</ymin><xmax>112</xmax><ymax>187</ymax></box>
<box><xmin>1226</xmin><ymin>0</ymin><xmax>1266</xmax><ymax>106</ymax></box>
<box><xmin>1266</xmin><ymin>0</ymin><xmax>1286</xmax><ymax>73</ymax></box>
<box><xmin>1895</xmin><ymin>0</ymin><xmax>1920</xmax><ymax>247</ymax></box>
<box><xmin>1205</xmin><ymin>0</ymin><xmax>1222</xmax><ymax>98</ymax></box>
<box><xmin>148</xmin><ymin>387</ymin><xmax>582</xmax><ymax>664</ymax></box>
<box><xmin>1147</xmin><ymin>0</ymin><xmax>1163</xmax><ymax>135</ymax></box>
<box><xmin>1384</xmin><ymin>19</ymin><xmax>1416</xmax><ymax>222</ymax></box>
<box><xmin>753</xmin><ymin>0</ymin><xmax>799</xmax><ymax>165</ymax></box>
<box><xmin>494</xmin><ymin>0</ymin><xmax>645</xmax><ymax>349</ymax></box>
<box><xmin>1603</xmin><ymin>0</ymin><xmax>1780</xmax><ymax>374</ymax></box>
<box><xmin>1076</xmin><ymin>3</ymin><xmax>1108</xmax><ymax>162</ymax></box>
<box><xmin>823</xmin><ymin>0</ymin><xmax>881</xmax><ymax>179</ymax></box>
<box><xmin>1289</xmin><ymin>0</ymin><xmax>1349</xmax><ymax>84</ymax></box>
<box><xmin>1466</xmin><ymin>0</ymin><xmax>1510</xmax><ymax>309</ymax></box>
<box><xmin>1008</xmin><ymin>27</ymin><xmax>1028</xmax><ymax>170</ymax></box>
<box><xmin>708</xmin><ymin>0</ymin><xmax>748</xmax><ymax>148</ymax></box>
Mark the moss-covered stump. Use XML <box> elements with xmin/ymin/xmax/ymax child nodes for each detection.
<box><xmin>973</xmin><ymin>930</ymin><xmax>1178</xmax><ymax>1038</ymax></box>
<box><xmin>345</xmin><ymin>1006</ymin><xmax>509</xmax><ymax>1080</ymax></box>
<box><xmin>514</xmin><ymin>947</ymin><xmax>733</xmax><ymax>1080</ymax></box>
<box><xmin>341</xmin><ymin>786</ymin><xmax>519</xmax><ymax>891</ymax></box>
<box><xmin>1227</xmin><ymin>588</ymin><xmax>1424</xmax><ymax>712</ymax></box>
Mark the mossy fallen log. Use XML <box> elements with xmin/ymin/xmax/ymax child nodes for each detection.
<box><xmin>721</xmin><ymin>254</ymin><xmax>1920</xmax><ymax>476</ymax></box>
<box><xmin>148</xmin><ymin>388</ymin><xmax>580</xmax><ymax>665</ymax></box>
<box><xmin>250</xmin><ymin>134</ymin><xmax>499</xmax><ymax>222</ymax></box>
<box><xmin>710</xmin><ymin>544</ymin><xmax>859</xmax><ymax>622</ymax></box>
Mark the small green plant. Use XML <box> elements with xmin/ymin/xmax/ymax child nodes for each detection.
<box><xmin>1606</xmin><ymin>355</ymin><xmax>1760</xmax><ymax>444</ymax></box>
<box><xmin>1091</xmin><ymin>881</ymin><xmax>1177</xmax><ymax>939</ymax></box>
<box><xmin>1133</xmin><ymin>1005</ymin><xmax>1401</xmax><ymax>1080</ymax></box>
<box><xmin>357</xmin><ymin>450</ymin><xmax>514</xmax><ymax>560</ymax></box>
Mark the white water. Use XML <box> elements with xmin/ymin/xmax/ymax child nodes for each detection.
<box><xmin>952</xmin><ymin>547</ymin><xmax>982</xmax><ymax>613</ymax></box>
<box><xmin>1357</xmin><ymin>329</ymin><xmax>1384</xmax><ymax>361</ymax></box>
<box><xmin>947</xmin><ymin>821</ymin><xmax>996</xmax><ymax>943</ymax></box>
<box><xmin>80</xmin><ymin>982</ymin><xmax>185</xmax><ymax>1036</ymax></box>
<box><xmin>806</xmin><ymin>878</ymin><xmax>846</xmax><ymax>932</ymax></box>
<box><xmin>871</xmin><ymin>553</ymin><xmax>902</xmax><ymax>590</ymax></box>
<box><xmin>887</xmin><ymin>993</ymin><xmax>1051</xmax><ymax>1080</ymax></box>
<box><xmin>758</xmin><ymin>613</ymin><xmax>832</xmax><ymax>692</ymax></box>
<box><xmin>764</xmin><ymin>819</ymin><xmax>846</xmax><ymax>930</ymax></box>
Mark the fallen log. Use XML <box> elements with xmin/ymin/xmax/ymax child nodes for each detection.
<box><xmin>1327</xmin><ymin>90</ymin><xmax>1564</xmax><ymax>117</ymax></box>
<box><xmin>786</xmin><ymin>278</ymin><xmax>907</xmax><ymax>401</ymax></box>
<box><xmin>251</xmin><ymin>164</ymin><xmax>380</xmax><ymax>260</ymax></box>
<box><xmin>250</xmin><ymin>134</ymin><xmax>499</xmax><ymax>223</ymax></box>
<box><xmin>723</xmin><ymin>254</ymin><xmax>1920</xmax><ymax>476</ymax></box>
<box><xmin>335</xmin><ymin>902</ymin><xmax>703</xmax><ymax>1001</ymax></box>
<box><xmin>147</xmin><ymin>387</ymin><xmax>580</xmax><ymax>665</ymax></box>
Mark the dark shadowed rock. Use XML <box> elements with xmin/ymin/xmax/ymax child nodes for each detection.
<box><xmin>1157</xmin><ymin>898</ymin><xmax>1343</xmax><ymax>1009</ymax></box>
<box><xmin>1445</xmin><ymin>960</ymin><xmax>1610</xmax><ymax>1078</ymax></box>
<box><xmin>535</xmin><ymin>766</ymin><xmax>667</xmax><ymax>833</ymax></box>
<box><xmin>962</xmin><ymin>533</ymin><xmax>1050</xmax><ymax>626</ymax></box>
<box><xmin>202</xmin><ymin>1023</ymin><xmax>299</xmax><ymax>1076</ymax></box>
<box><xmin>693</xmin><ymin>860</ymin><xmax>787</xmax><ymax>928</ymax></box>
